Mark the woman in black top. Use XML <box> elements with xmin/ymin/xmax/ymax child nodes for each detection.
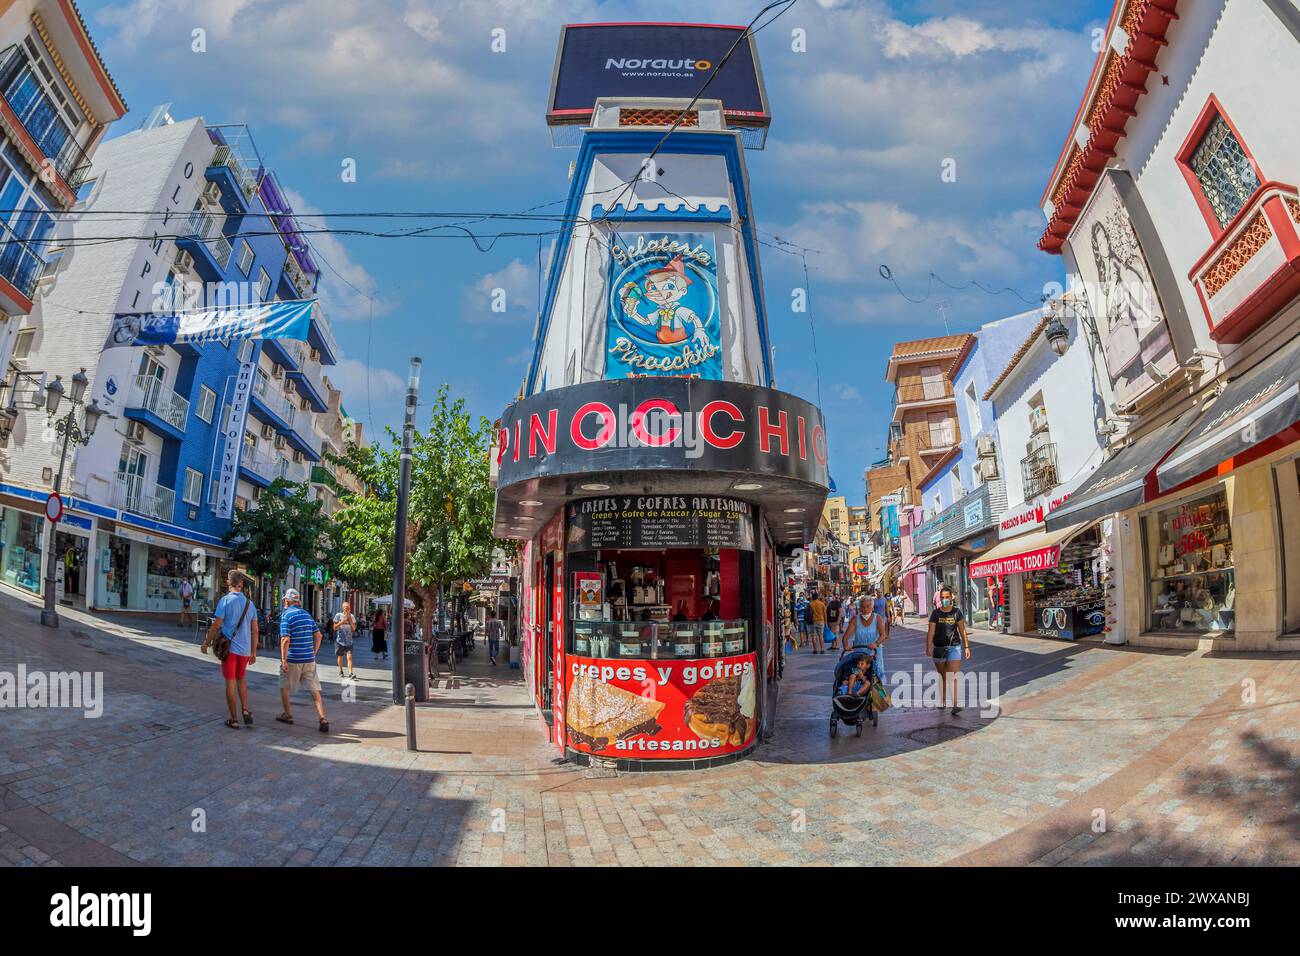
<box><xmin>925</xmin><ymin>586</ymin><xmax>970</xmax><ymax>716</ymax></box>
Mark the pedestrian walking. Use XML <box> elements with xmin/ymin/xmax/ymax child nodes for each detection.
<box><xmin>925</xmin><ymin>586</ymin><xmax>971</xmax><ymax>716</ymax></box>
<box><xmin>827</xmin><ymin>592</ymin><xmax>842</xmax><ymax>639</ymax></box>
<box><xmin>839</xmin><ymin>595</ymin><xmax>886</xmax><ymax>683</ymax></box>
<box><xmin>795</xmin><ymin>594</ymin><xmax>811</xmax><ymax>648</ymax></box>
<box><xmin>276</xmin><ymin>589</ymin><xmax>329</xmax><ymax>733</ymax></box>
<box><xmin>371</xmin><ymin>608</ymin><xmax>388</xmax><ymax>660</ymax></box>
<box><xmin>808</xmin><ymin>590</ymin><xmax>828</xmax><ymax>654</ymax></box>
<box><xmin>333</xmin><ymin>602</ymin><xmax>357</xmax><ymax>679</ymax></box>
<box><xmin>486</xmin><ymin>608</ymin><xmax>503</xmax><ymax>665</ymax></box>
<box><xmin>893</xmin><ymin>587</ymin><xmax>906</xmax><ymax>623</ymax></box>
<box><xmin>179</xmin><ymin>577</ymin><xmax>195</xmax><ymax>628</ymax></box>
<box><xmin>202</xmin><ymin>569</ymin><xmax>258</xmax><ymax>730</ymax></box>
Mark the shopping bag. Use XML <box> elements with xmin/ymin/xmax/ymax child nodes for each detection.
<box><xmin>868</xmin><ymin>677</ymin><xmax>891</xmax><ymax>712</ymax></box>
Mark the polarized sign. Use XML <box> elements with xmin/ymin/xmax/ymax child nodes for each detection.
<box><xmin>548</xmin><ymin>23</ymin><xmax>770</xmax><ymax>123</ymax></box>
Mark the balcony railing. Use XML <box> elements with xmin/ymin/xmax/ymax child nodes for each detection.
<box><xmin>209</xmin><ymin>143</ymin><xmax>260</xmax><ymax>201</ymax></box>
<box><xmin>910</xmin><ymin>427</ymin><xmax>957</xmax><ymax>453</ymax></box>
<box><xmin>0</xmin><ymin>216</ymin><xmax>48</xmax><ymax>301</ymax></box>
<box><xmin>894</xmin><ymin>381</ymin><xmax>954</xmax><ymax>406</ymax></box>
<box><xmin>0</xmin><ymin>45</ymin><xmax>93</xmax><ymax>190</ymax></box>
<box><xmin>252</xmin><ymin>373</ymin><xmax>296</xmax><ymax>428</ymax></box>
<box><xmin>126</xmin><ymin>374</ymin><xmax>189</xmax><ymax>433</ymax></box>
<box><xmin>239</xmin><ymin>445</ymin><xmax>284</xmax><ymax>483</ymax></box>
<box><xmin>114</xmin><ymin>473</ymin><xmax>175</xmax><ymax>523</ymax></box>
<box><xmin>1021</xmin><ymin>441</ymin><xmax>1059</xmax><ymax>500</ymax></box>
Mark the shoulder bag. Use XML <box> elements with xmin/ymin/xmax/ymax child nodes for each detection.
<box><xmin>207</xmin><ymin>596</ymin><xmax>252</xmax><ymax>663</ymax></box>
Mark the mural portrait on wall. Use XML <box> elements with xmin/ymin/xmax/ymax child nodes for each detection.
<box><xmin>1070</xmin><ymin>172</ymin><xmax>1177</xmax><ymax>407</ymax></box>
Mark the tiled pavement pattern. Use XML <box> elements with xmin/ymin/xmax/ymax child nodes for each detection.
<box><xmin>1</xmin><ymin>588</ymin><xmax>1297</xmax><ymax>866</ymax></box>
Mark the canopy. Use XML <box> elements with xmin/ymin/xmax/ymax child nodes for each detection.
<box><xmin>372</xmin><ymin>595</ymin><xmax>416</xmax><ymax>609</ymax></box>
<box><xmin>1157</xmin><ymin>332</ymin><xmax>1300</xmax><ymax>492</ymax></box>
<box><xmin>1044</xmin><ymin>414</ymin><xmax>1197</xmax><ymax>532</ymax></box>
<box><xmin>969</xmin><ymin>522</ymin><xmax>1086</xmax><ymax>579</ymax></box>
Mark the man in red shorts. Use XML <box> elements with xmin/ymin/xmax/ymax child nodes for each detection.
<box><xmin>203</xmin><ymin>569</ymin><xmax>259</xmax><ymax>729</ymax></box>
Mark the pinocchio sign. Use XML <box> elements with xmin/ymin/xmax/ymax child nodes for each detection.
<box><xmin>495</xmin><ymin>378</ymin><xmax>830</xmax><ymax>490</ymax></box>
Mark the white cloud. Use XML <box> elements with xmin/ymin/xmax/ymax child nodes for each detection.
<box><xmin>832</xmin><ymin>384</ymin><xmax>863</xmax><ymax>401</ymax></box>
<box><xmin>878</xmin><ymin>16</ymin><xmax>1056</xmax><ymax>59</ymax></box>
<box><xmin>461</xmin><ymin>258</ymin><xmax>536</xmax><ymax>323</ymax></box>
<box><xmin>325</xmin><ymin>357</ymin><xmax>406</xmax><ymax>421</ymax></box>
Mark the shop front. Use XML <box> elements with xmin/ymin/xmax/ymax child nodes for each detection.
<box><xmin>94</xmin><ymin>526</ymin><xmax>217</xmax><ymax>615</ymax></box>
<box><xmin>0</xmin><ymin>503</ymin><xmax>45</xmax><ymax>595</ymax></box>
<box><xmin>496</xmin><ymin>378</ymin><xmax>828</xmax><ymax>770</ymax></box>
<box><xmin>52</xmin><ymin>520</ymin><xmax>93</xmax><ymax>609</ymax></box>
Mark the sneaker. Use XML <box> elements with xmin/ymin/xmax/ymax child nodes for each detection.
<box><xmin>951</xmin><ymin>706</ymin><xmax>962</xmax><ymax>716</ymax></box>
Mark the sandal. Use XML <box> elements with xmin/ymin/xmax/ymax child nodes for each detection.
<box><xmin>223</xmin><ymin>718</ymin><xmax>240</xmax><ymax>729</ymax></box>
<box><xmin>276</xmin><ymin>713</ymin><xmax>294</xmax><ymax>725</ymax></box>
<box><xmin>242</xmin><ymin>710</ymin><xmax>253</xmax><ymax>725</ymax></box>
<box><xmin>319</xmin><ymin>719</ymin><xmax>330</xmax><ymax>734</ymax></box>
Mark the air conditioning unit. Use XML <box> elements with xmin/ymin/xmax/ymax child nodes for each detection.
<box><xmin>973</xmin><ymin>456</ymin><xmax>999</xmax><ymax>481</ymax></box>
<box><xmin>174</xmin><ymin>250</ymin><xmax>195</xmax><ymax>273</ymax></box>
<box><xmin>976</xmin><ymin>434</ymin><xmax>996</xmax><ymax>458</ymax></box>
<box><xmin>309</xmin><ymin>348</ymin><xmax>320</xmax><ymax>362</ymax></box>
<box><xmin>292</xmin><ymin>450</ymin><xmax>303</xmax><ymax>463</ymax></box>
<box><xmin>126</xmin><ymin>421</ymin><xmax>147</xmax><ymax>443</ymax></box>
<box><xmin>271</xmin><ymin>364</ymin><xmax>284</xmax><ymax>380</ymax></box>
<box><xmin>1029</xmin><ymin>405</ymin><xmax>1050</xmax><ymax>434</ymax></box>
<box><xmin>300</xmin><ymin>398</ymin><xmax>310</xmax><ymax>411</ymax></box>
<box><xmin>260</xmin><ymin>423</ymin><xmax>275</xmax><ymax>439</ymax></box>
<box><xmin>274</xmin><ymin>435</ymin><xmax>287</xmax><ymax>450</ymax></box>
<box><xmin>1027</xmin><ymin>431</ymin><xmax>1052</xmax><ymax>456</ymax></box>
<box><xmin>203</xmin><ymin>181</ymin><xmax>222</xmax><ymax>205</ymax></box>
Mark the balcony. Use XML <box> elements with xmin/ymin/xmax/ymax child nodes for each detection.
<box><xmin>0</xmin><ymin>45</ymin><xmax>93</xmax><ymax>198</ymax></box>
<box><xmin>891</xmin><ymin>380</ymin><xmax>955</xmax><ymax>422</ymax></box>
<box><xmin>1021</xmin><ymin>441</ymin><xmax>1060</xmax><ymax>500</ymax></box>
<box><xmin>283</xmin><ymin>251</ymin><xmax>317</xmax><ymax>298</ymax></box>
<box><xmin>911</xmin><ymin>428</ymin><xmax>958</xmax><ymax>455</ymax></box>
<box><xmin>123</xmin><ymin>374</ymin><xmax>189</xmax><ymax>441</ymax></box>
<box><xmin>205</xmin><ymin>125</ymin><xmax>264</xmax><ymax>211</ymax></box>
<box><xmin>288</xmin><ymin>346</ymin><xmax>328</xmax><ymax>412</ymax></box>
<box><xmin>1189</xmin><ymin>182</ymin><xmax>1300</xmax><ymax>344</ymax></box>
<box><xmin>176</xmin><ymin>209</ymin><xmax>233</xmax><ymax>275</ymax></box>
<box><xmin>0</xmin><ymin>217</ymin><xmax>48</xmax><ymax>313</ymax></box>
<box><xmin>248</xmin><ymin>373</ymin><xmax>297</xmax><ymax>432</ymax></box>
<box><xmin>113</xmin><ymin>473</ymin><xmax>176</xmax><ymax>524</ymax></box>
<box><xmin>237</xmin><ymin>444</ymin><xmax>284</xmax><ymax>488</ymax></box>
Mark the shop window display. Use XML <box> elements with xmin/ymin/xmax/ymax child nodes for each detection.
<box><xmin>1</xmin><ymin>509</ymin><xmax>45</xmax><ymax>594</ymax></box>
<box><xmin>1145</xmin><ymin>488</ymin><xmax>1235</xmax><ymax>633</ymax></box>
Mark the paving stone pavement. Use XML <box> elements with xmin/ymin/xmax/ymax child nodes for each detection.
<box><xmin>0</xmin><ymin>586</ymin><xmax>1297</xmax><ymax>866</ymax></box>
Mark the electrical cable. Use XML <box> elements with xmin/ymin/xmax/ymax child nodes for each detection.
<box><xmin>879</xmin><ymin>264</ymin><xmax>1045</xmax><ymax>307</ymax></box>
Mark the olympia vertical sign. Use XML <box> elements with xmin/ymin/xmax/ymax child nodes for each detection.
<box><xmin>215</xmin><ymin>359</ymin><xmax>257</xmax><ymax>519</ymax></box>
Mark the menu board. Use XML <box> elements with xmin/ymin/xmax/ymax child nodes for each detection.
<box><xmin>568</xmin><ymin>496</ymin><xmax>755</xmax><ymax>551</ymax></box>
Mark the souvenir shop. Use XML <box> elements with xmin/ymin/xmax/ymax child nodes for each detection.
<box><xmin>0</xmin><ymin>503</ymin><xmax>45</xmax><ymax>595</ymax></box>
<box><xmin>94</xmin><ymin>527</ymin><xmax>217</xmax><ymax>615</ymax></box>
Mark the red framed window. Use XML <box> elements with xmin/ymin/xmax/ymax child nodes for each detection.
<box><xmin>1176</xmin><ymin>95</ymin><xmax>1264</xmax><ymax>237</ymax></box>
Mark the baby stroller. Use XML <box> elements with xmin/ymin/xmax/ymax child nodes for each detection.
<box><xmin>831</xmin><ymin>649</ymin><xmax>877</xmax><ymax>737</ymax></box>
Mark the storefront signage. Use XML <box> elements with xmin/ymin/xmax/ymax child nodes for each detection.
<box><xmin>999</xmin><ymin>488</ymin><xmax>1073</xmax><ymax>538</ymax></box>
<box><xmin>963</xmin><ymin>499</ymin><xmax>983</xmax><ymax>529</ymax></box>
<box><xmin>215</xmin><ymin>357</ymin><xmax>257</xmax><ymax>519</ymax></box>
<box><xmin>565</xmin><ymin>652</ymin><xmax>757</xmax><ymax>758</ymax></box>
<box><xmin>567</xmin><ymin>496</ymin><xmax>754</xmax><ymax>551</ymax></box>
<box><xmin>1037</xmin><ymin>600</ymin><xmax>1105</xmax><ymax>640</ymax></box>
<box><xmin>607</xmin><ymin>232</ymin><xmax>721</xmax><ymax>380</ymax></box>
<box><xmin>495</xmin><ymin>378</ymin><xmax>829</xmax><ymax>492</ymax></box>
<box><xmin>970</xmin><ymin>544</ymin><xmax>1061</xmax><ymax>579</ymax></box>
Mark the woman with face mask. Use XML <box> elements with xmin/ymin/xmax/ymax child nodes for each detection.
<box><xmin>926</xmin><ymin>586</ymin><xmax>971</xmax><ymax>716</ymax></box>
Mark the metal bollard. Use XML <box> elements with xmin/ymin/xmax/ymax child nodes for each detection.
<box><xmin>405</xmin><ymin>682</ymin><xmax>417</xmax><ymax>751</ymax></box>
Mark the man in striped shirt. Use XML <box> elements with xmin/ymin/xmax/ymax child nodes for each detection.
<box><xmin>276</xmin><ymin>589</ymin><xmax>329</xmax><ymax>733</ymax></box>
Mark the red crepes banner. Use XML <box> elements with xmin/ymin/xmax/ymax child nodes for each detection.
<box><xmin>564</xmin><ymin>653</ymin><xmax>758</xmax><ymax>759</ymax></box>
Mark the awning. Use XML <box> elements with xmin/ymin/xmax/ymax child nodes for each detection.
<box><xmin>969</xmin><ymin>523</ymin><xmax>1085</xmax><ymax>579</ymax></box>
<box><xmin>1156</xmin><ymin>332</ymin><xmax>1300</xmax><ymax>492</ymax></box>
<box><xmin>899</xmin><ymin>554</ymin><xmax>927</xmax><ymax>576</ymax></box>
<box><xmin>1044</xmin><ymin>414</ymin><xmax>1198</xmax><ymax>532</ymax></box>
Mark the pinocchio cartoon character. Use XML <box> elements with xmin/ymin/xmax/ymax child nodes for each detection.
<box><xmin>619</xmin><ymin>255</ymin><xmax>710</xmax><ymax>348</ymax></box>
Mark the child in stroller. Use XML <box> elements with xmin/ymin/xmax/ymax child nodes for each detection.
<box><xmin>830</xmin><ymin>649</ymin><xmax>877</xmax><ymax>737</ymax></box>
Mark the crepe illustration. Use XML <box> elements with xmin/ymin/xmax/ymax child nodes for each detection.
<box><xmin>684</xmin><ymin>675</ymin><xmax>750</xmax><ymax>747</ymax></box>
<box><xmin>566</xmin><ymin>673</ymin><xmax>665</xmax><ymax>750</ymax></box>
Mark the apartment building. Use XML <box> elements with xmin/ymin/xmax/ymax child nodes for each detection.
<box><xmin>0</xmin><ymin>110</ymin><xmax>340</xmax><ymax>616</ymax></box>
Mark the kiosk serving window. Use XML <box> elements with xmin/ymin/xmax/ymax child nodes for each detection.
<box><xmin>1145</xmin><ymin>488</ymin><xmax>1235</xmax><ymax>633</ymax></box>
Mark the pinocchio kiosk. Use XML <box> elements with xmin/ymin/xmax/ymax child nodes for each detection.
<box><xmin>494</xmin><ymin>23</ymin><xmax>829</xmax><ymax>770</ymax></box>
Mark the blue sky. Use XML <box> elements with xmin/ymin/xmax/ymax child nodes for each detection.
<box><xmin>83</xmin><ymin>0</ymin><xmax>1115</xmax><ymax>504</ymax></box>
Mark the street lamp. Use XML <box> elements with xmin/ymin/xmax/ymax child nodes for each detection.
<box><xmin>40</xmin><ymin>369</ymin><xmax>103</xmax><ymax>629</ymax></box>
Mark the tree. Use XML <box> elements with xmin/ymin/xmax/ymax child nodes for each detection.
<box><xmin>225</xmin><ymin>477</ymin><xmax>328</xmax><ymax>605</ymax></box>
<box><xmin>329</xmin><ymin>384</ymin><xmax>504</xmax><ymax>642</ymax></box>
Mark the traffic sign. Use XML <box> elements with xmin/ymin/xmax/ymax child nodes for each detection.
<box><xmin>45</xmin><ymin>492</ymin><xmax>63</xmax><ymax>523</ymax></box>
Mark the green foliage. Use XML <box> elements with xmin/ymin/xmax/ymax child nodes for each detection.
<box><xmin>224</xmin><ymin>478</ymin><xmax>328</xmax><ymax>585</ymax></box>
<box><xmin>328</xmin><ymin>384</ymin><xmax>503</xmax><ymax>603</ymax></box>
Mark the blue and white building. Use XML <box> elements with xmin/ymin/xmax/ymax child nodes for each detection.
<box><xmin>0</xmin><ymin>110</ymin><xmax>339</xmax><ymax>616</ymax></box>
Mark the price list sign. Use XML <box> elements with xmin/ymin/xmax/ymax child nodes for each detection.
<box><xmin>568</xmin><ymin>496</ymin><xmax>755</xmax><ymax>551</ymax></box>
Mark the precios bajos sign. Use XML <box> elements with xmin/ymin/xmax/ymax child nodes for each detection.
<box><xmin>496</xmin><ymin>378</ymin><xmax>829</xmax><ymax>489</ymax></box>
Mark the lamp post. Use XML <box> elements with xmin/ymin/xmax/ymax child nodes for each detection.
<box><xmin>390</xmin><ymin>356</ymin><xmax>421</xmax><ymax>703</ymax></box>
<box><xmin>41</xmin><ymin>368</ymin><xmax>103</xmax><ymax>628</ymax></box>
